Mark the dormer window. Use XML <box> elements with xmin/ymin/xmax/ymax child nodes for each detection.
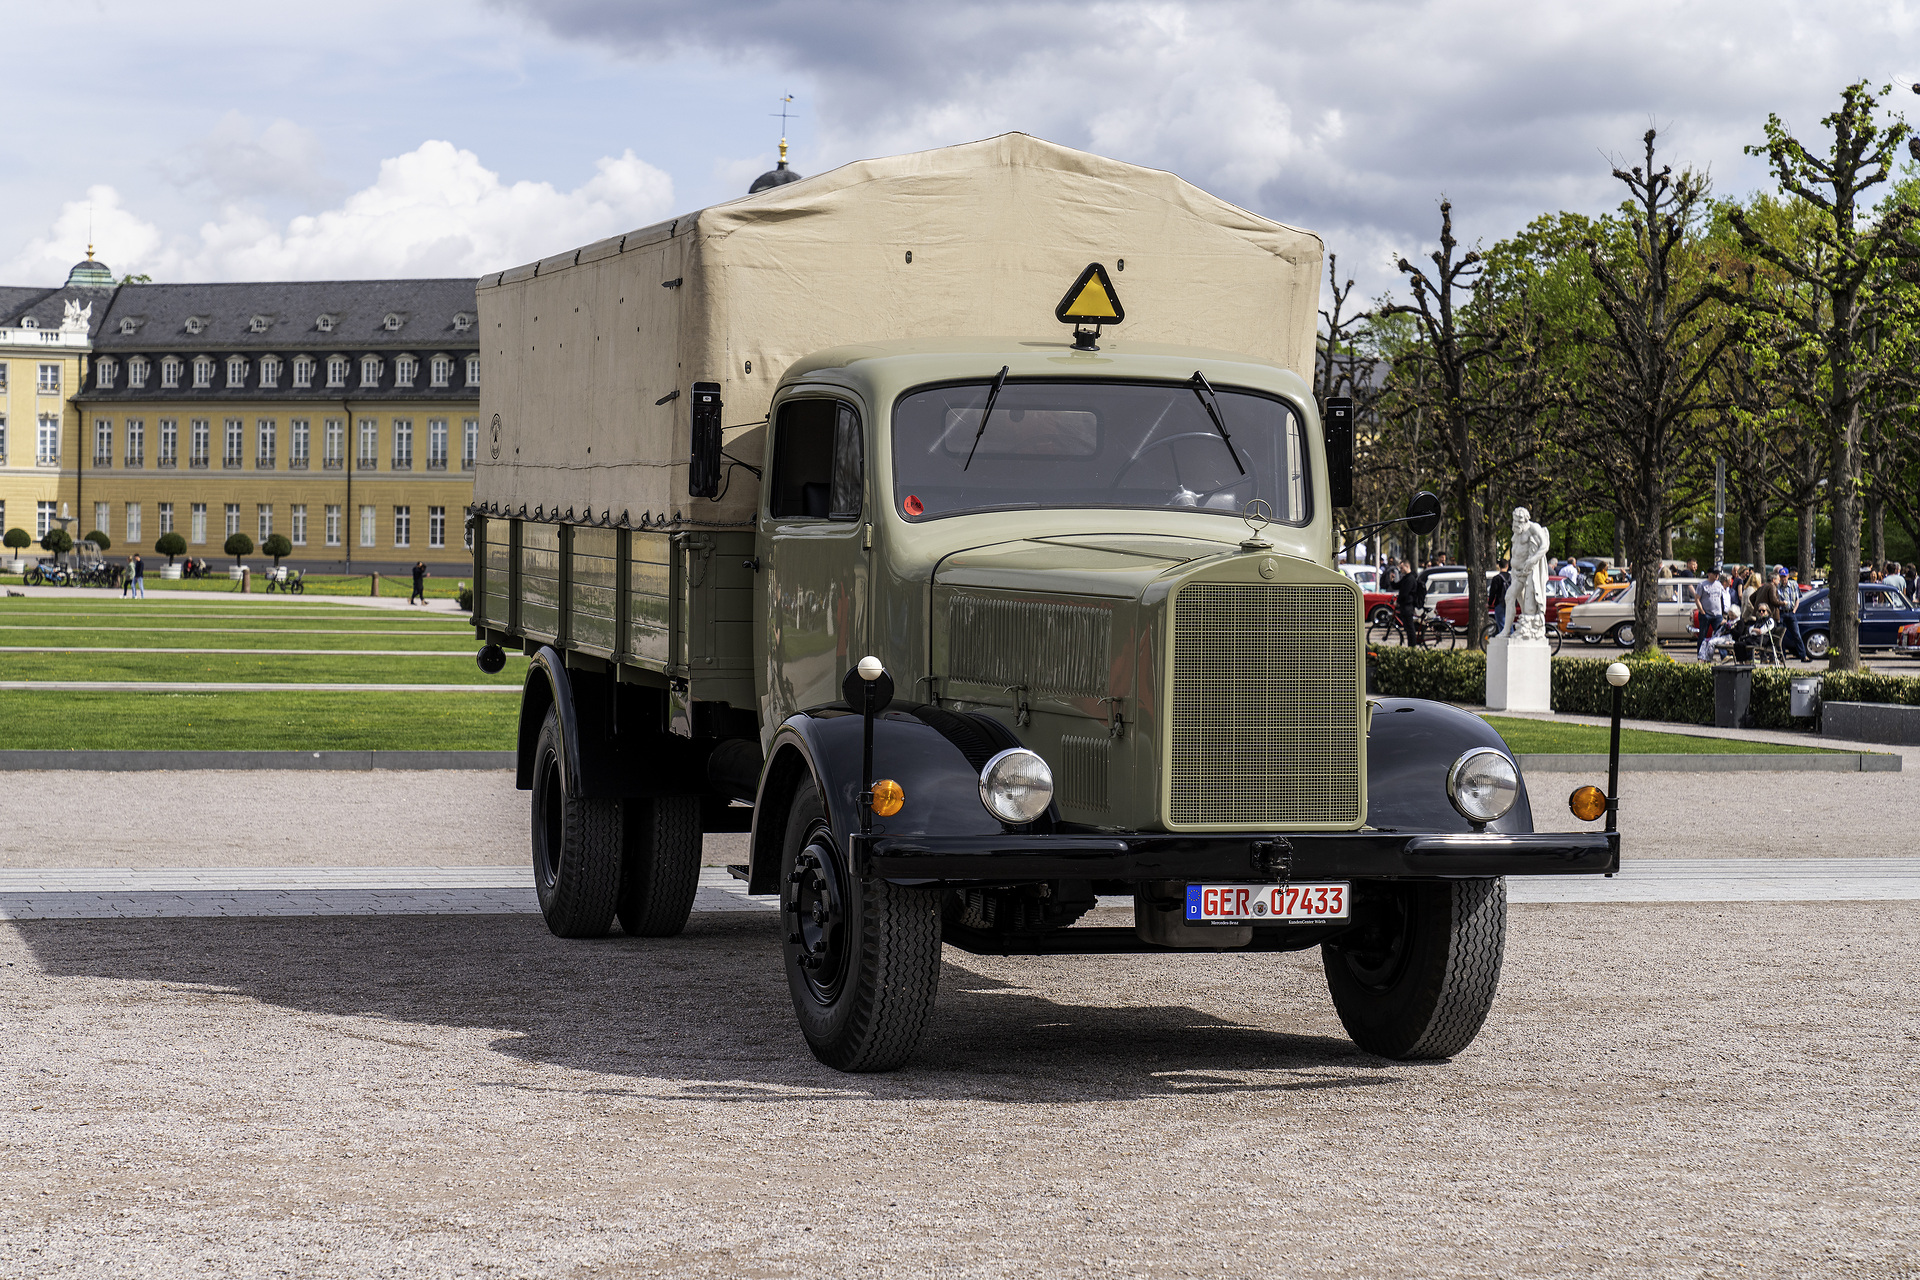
<box><xmin>161</xmin><ymin>357</ymin><xmax>181</xmax><ymax>389</ymax></box>
<box><xmin>382</xmin><ymin>313</ymin><xmax>405</xmax><ymax>331</ymax></box>
<box><xmin>249</xmin><ymin>315</ymin><xmax>273</xmax><ymax>334</ymax></box>
<box><xmin>128</xmin><ymin>356</ymin><xmax>150</xmax><ymax>389</ymax></box>
<box><xmin>360</xmin><ymin>355</ymin><xmax>383</xmax><ymax>387</ymax></box>
<box><xmin>226</xmin><ymin>355</ymin><xmax>249</xmax><ymax>388</ymax></box>
<box><xmin>394</xmin><ymin>354</ymin><xmax>418</xmax><ymax>387</ymax></box>
<box><xmin>452</xmin><ymin>313</ymin><xmax>473</xmax><ymax>333</ymax></box>
<box><xmin>192</xmin><ymin>356</ymin><xmax>215</xmax><ymax>388</ymax></box>
<box><xmin>96</xmin><ymin>357</ymin><xmax>118</xmax><ymax>389</ymax></box>
<box><xmin>20</xmin><ymin>317</ymin><xmax>37</xmax><ymax>329</ymax></box>
<box><xmin>184</xmin><ymin>316</ymin><xmax>206</xmax><ymax>336</ymax></box>
<box><xmin>259</xmin><ymin>355</ymin><xmax>282</xmax><ymax>389</ymax></box>
<box><xmin>430</xmin><ymin>355</ymin><xmax>452</xmax><ymax>387</ymax></box>
<box><xmin>326</xmin><ymin>355</ymin><xmax>349</xmax><ymax>388</ymax></box>
<box><xmin>465</xmin><ymin>355</ymin><xmax>480</xmax><ymax>387</ymax></box>
<box><xmin>292</xmin><ymin>356</ymin><xmax>314</xmax><ymax>389</ymax></box>
<box><xmin>316</xmin><ymin>314</ymin><xmax>336</xmax><ymax>334</ymax></box>
<box><xmin>118</xmin><ymin>317</ymin><xmax>140</xmax><ymax>335</ymax></box>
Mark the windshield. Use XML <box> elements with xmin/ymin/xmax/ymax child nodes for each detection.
<box><xmin>892</xmin><ymin>379</ymin><xmax>1308</xmax><ymax>523</ymax></box>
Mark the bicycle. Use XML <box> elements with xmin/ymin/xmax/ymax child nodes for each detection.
<box><xmin>1366</xmin><ymin>606</ymin><xmax>1459</xmax><ymax>650</ymax></box>
<box><xmin>1475</xmin><ymin>616</ymin><xmax>1566</xmax><ymax>655</ymax></box>
<box><xmin>263</xmin><ymin>568</ymin><xmax>305</xmax><ymax>595</ymax></box>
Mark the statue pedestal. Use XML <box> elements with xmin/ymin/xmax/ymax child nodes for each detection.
<box><xmin>1486</xmin><ymin>633</ymin><xmax>1551</xmax><ymax>713</ymax></box>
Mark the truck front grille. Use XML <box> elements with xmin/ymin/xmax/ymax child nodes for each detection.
<box><xmin>1168</xmin><ymin>582</ymin><xmax>1363</xmax><ymax>827</ymax></box>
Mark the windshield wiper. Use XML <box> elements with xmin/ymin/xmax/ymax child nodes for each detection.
<box><xmin>1189</xmin><ymin>371</ymin><xmax>1245</xmax><ymax>475</ymax></box>
<box><xmin>962</xmin><ymin>366</ymin><xmax>1011</xmax><ymax>471</ymax></box>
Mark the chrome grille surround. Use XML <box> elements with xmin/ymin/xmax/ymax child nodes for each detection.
<box><xmin>1166</xmin><ymin>579</ymin><xmax>1364</xmax><ymax>829</ymax></box>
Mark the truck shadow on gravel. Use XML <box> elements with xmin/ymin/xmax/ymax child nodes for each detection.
<box><xmin>13</xmin><ymin>910</ymin><xmax>1401</xmax><ymax>1101</ymax></box>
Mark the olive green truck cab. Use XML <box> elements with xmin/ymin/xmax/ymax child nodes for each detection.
<box><xmin>470</xmin><ymin>135</ymin><xmax>1619</xmax><ymax>1071</ymax></box>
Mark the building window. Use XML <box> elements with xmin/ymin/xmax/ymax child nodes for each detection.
<box><xmin>323</xmin><ymin>418</ymin><xmax>344</xmax><ymax>470</ymax></box>
<box><xmin>36</xmin><ymin>414</ymin><xmax>59</xmax><ymax>466</ymax></box>
<box><xmin>191</xmin><ymin>503</ymin><xmax>207</xmax><ymax>544</ymax></box>
<box><xmin>159</xmin><ymin>420</ymin><xmax>178</xmax><ymax>468</ymax></box>
<box><xmin>226</xmin><ymin>355</ymin><xmax>248</xmax><ymax>388</ymax></box>
<box><xmin>429</xmin><ymin>506</ymin><xmax>446</xmax><ymax>549</ymax></box>
<box><xmin>383</xmin><ymin>313</ymin><xmax>405</xmax><ymax>332</ymax></box>
<box><xmin>464</xmin><ymin>512</ymin><xmax>474</xmax><ymax>550</ymax></box>
<box><xmin>128</xmin><ymin>356</ymin><xmax>149</xmax><ymax>389</ymax></box>
<box><xmin>37</xmin><ymin>363</ymin><xmax>59</xmax><ymax>393</ymax></box>
<box><xmin>465</xmin><ymin>355</ymin><xmax>480</xmax><ymax>386</ymax></box>
<box><xmin>37</xmin><ymin>501</ymin><xmax>55</xmax><ymax>538</ymax></box>
<box><xmin>392</xmin><ymin>418</ymin><xmax>412</xmax><ymax>470</ymax></box>
<box><xmin>453</xmin><ymin>312</ymin><xmax>474</xmax><ymax>333</ymax></box>
<box><xmin>463</xmin><ymin>418</ymin><xmax>478</xmax><ymax>470</ymax></box>
<box><xmin>96</xmin><ymin>357</ymin><xmax>117</xmax><ymax>389</ymax></box>
<box><xmin>189</xmin><ymin>419</ymin><xmax>210</xmax><ymax>468</ymax></box>
<box><xmin>359</xmin><ymin>505</ymin><xmax>375</xmax><ymax>547</ymax></box>
<box><xmin>0</xmin><ymin>413</ymin><xmax>7</xmax><ymax>463</ymax></box>
<box><xmin>289</xmin><ymin>419</ymin><xmax>309</xmax><ymax>470</ymax></box>
<box><xmin>94</xmin><ymin>502</ymin><xmax>110</xmax><ymax>537</ymax></box>
<box><xmin>393</xmin><ymin>506</ymin><xmax>411</xmax><ymax>548</ymax></box>
<box><xmin>258</xmin><ymin>505</ymin><xmax>273</xmax><ymax>541</ymax></box>
<box><xmin>249</xmin><ymin>315</ymin><xmax>272</xmax><ymax>334</ymax></box>
<box><xmin>126</xmin><ymin>503</ymin><xmax>142</xmax><ymax>543</ymax></box>
<box><xmin>0</xmin><ymin>365</ymin><xmax>8</xmax><ymax>391</ymax></box>
<box><xmin>325</xmin><ymin>504</ymin><xmax>341</xmax><ymax>547</ymax></box>
<box><xmin>223</xmin><ymin>418</ymin><xmax>244</xmax><ymax>469</ymax></box>
<box><xmin>316</xmin><ymin>314</ymin><xmax>336</xmax><ymax>334</ymax></box>
<box><xmin>184</xmin><ymin>317</ymin><xmax>205</xmax><ymax>335</ymax></box>
<box><xmin>360</xmin><ymin>355</ymin><xmax>382</xmax><ymax>387</ymax></box>
<box><xmin>94</xmin><ymin>419</ymin><xmax>112</xmax><ymax>468</ymax></box>
<box><xmin>259</xmin><ymin>355</ymin><xmax>282</xmax><ymax>389</ymax></box>
<box><xmin>225</xmin><ymin>503</ymin><xmax>240</xmax><ymax>537</ymax></box>
<box><xmin>125</xmin><ymin>418</ymin><xmax>144</xmax><ymax>468</ymax></box>
<box><xmin>394</xmin><ymin>354</ymin><xmax>417</xmax><ymax>387</ymax></box>
<box><xmin>430</xmin><ymin>355</ymin><xmax>452</xmax><ymax>387</ymax></box>
<box><xmin>291</xmin><ymin>504</ymin><xmax>307</xmax><ymax>546</ymax></box>
<box><xmin>326</xmin><ymin>356</ymin><xmax>348</xmax><ymax>388</ymax></box>
<box><xmin>159</xmin><ymin>503</ymin><xmax>173</xmax><ymax>535</ymax></box>
<box><xmin>428</xmin><ymin>419</ymin><xmax>448</xmax><ymax>470</ymax></box>
<box><xmin>358</xmin><ymin>418</ymin><xmax>378</xmax><ymax>470</ymax></box>
<box><xmin>161</xmin><ymin>356</ymin><xmax>181</xmax><ymax>389</ymax></box>
<box><xmin>256</xmin><ymin>419</ymin><xmax>276</xmax><ymax>469</ymax></box>
<box><xmin>193</xmin><ymin>355</ymin><xmax>215</xmax><ymax>388</ymax></box>
<box><xmin>292</xmin><ymin>356</ymin><xmax>314</xmax><ymax>388</ymax></box>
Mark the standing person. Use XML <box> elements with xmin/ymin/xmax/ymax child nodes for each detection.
<box><xmin>1487</xmin><ymin>559</ymin><xmax>1511</xmax><ymax>638</ymax></box>
<box><xmin>130</xmin><ymin>553</ymin><xmax>145</xmax><ymax>600</ymax></box>
<box><xmin>1695</xmin><ymin>570</ymin><xmax>1729</xmax><ymax>661</ymax></box>
<box><xmin>1887</xmin><ymin>563</ymin><xmax>1909</xmax><ymax>596</ymax></box>
<box><xmin>1394</xmin><ymin>559</ymin><xmax>1426</xmax><ymax>648</ymax></box>
<box><xmin>409</xmin><ymin>560</ymin><xmax>428</xmax><ymax>605</ymax></box>
<box><xmin>121</xmin><ymin>555</ymin><xmax>134</xmax><ymax>598</ymax></box>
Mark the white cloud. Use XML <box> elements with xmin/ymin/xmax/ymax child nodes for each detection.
<box><xmin>157</xmin><ymin>112</ymin><xmax>334</xmax><ymax>202</ymax></box>
<box><xmin>4</xmin><ymin>140</ymin><xmax>675</xmax><ymax>284</ymax></box>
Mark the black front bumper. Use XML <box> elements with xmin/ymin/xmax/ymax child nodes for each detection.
<box><xmin>856</xmin><ymin>829</ymin><xmax>1618</xmax><ymax>885</ymax></box>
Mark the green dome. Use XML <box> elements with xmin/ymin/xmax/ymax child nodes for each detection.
<box><xmin>65</xmin><ymin>255</ymin><xmax>114</xmax><ymax>289</ymax></box>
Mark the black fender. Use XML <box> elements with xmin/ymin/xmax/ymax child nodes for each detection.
<box><xmin>746</xmin><ymin>708</ymin><xmax>1012</xmax><ymax>894</ymax></box>
<box><xmin>516</xmin><ymin>647</ymin><xmax>704</xmax><ymax>800</ymax></box>
<box><xmin>516</xmin><ymin>647</ymin><xmax>576</xmax><ymax>794</ymax></box>
<box><xmin>1365</xmin><ymin>697</ymin><xmax>1535</xmax><ymax>834</ymax></box>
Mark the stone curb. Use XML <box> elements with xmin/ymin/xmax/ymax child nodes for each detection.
<box><xmin>0</xmin><ymin>750</ymin><xmax>515</xmax><ymax>771</ymax></box>
<box><xmin>1517</xmin><ymin>752</ymin><xmax>1899</xmax><ymax>773</ymax></box>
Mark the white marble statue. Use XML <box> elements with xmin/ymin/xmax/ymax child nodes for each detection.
<box><xmin>60</xmin><ymin>299</ymin><xmax>92</xmax><ymax>332</ymax></box>
<box><xmin>1506</xmin><ymin>506</ymin><xmax>1550</xmax><ymax>641</ymax></box>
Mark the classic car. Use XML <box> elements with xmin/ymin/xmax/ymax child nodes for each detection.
<box><xmin>1565</xmin><ymin>577</ymin><xmax>1703</xmax><ymax>647</ymax></box>
<box><xmin>1792</xmin><ymin>585</ymin><xmax>1920</xmax><ymax>658</ymax></box>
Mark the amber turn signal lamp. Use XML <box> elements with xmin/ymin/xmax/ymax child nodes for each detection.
<box><xmin>871</xmin><ymin>779</ymin><xmax>905</xmax><ymax>816</ymax></box>
<box><xmin>1569</xmin><ymin>785</ymin><xmax>1607</xmax><ymax>822</ymax></box>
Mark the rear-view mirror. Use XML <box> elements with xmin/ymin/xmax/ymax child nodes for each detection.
<box><xmin>1404</xmin><ymin>491</ymin><xmax>1442</xmax><ymax>537</ymax></box>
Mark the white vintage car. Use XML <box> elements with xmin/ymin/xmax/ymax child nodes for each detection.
<box><xmin>1565</xmin><ymin>577</ymin><xmax>1703</xmax><ymax>647</ymax></box>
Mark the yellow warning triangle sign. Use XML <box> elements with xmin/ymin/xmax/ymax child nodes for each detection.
<box><xmin>1055</xmin><ymin>262</ymin><xmax>1125</xmax><ymax>326</ymax></box>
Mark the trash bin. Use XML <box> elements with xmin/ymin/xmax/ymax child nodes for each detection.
<box><xmin>1789</xmin><ymin>675</ymin><xmax>1822</xmax><ymax>720</ymax></box>
<box><xmin>1714</xmin><ymin>663</ymin><xmax>1753</xmax><ymax>728</ymax></box>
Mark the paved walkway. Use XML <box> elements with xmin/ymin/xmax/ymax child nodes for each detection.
<box><xmin>0</xmin><ymin>647</ymin><xmax>489</xmax><ymax>656</ymax></box>
<box><xmin>4</xmin><ymin>861</ymin><xmax>1914</xmax><ymax>920</ymax></box>
<box><xmin>4</xmin><ymin>582</ymin><xmax>468</xmax><ymax>612</ymax></box>
<box><xmin>0</xmin><ymin>680</ymin><xmax>513</xmax><ymax>692</ymax></box>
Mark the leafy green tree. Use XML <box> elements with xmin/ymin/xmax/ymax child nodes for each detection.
<box><xmin>261</xmin><ymin>533</ymin><xmax>292</xmax><ymax>566</ymax></box>
<box><xmin>85</xmin><ymin>530</ymin><xmax>110</xmax><ymax>551</ymax></box>
<box><xmin>154</xmin><ymin>532</ymin><xmax>186</xmax><ymax>565</ymax></box>
<box><xmin>40</xmin><ymin>528</ymin><xmax>73</xmax><ymax>556</ymax></box>
<box><xmin>224</xmin><ymin>532</ymin><xmax>254</xmax><ymax>567</ymax></box>
<box><xmin>3</xmin><ymin>528</ymin><xmax>28</xmax><ymax>553</ymax></box>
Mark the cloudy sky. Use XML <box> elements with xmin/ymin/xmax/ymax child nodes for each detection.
<box><xmin>6</xmin><ymin>0</ymin><xmax>1917</xmax><ymax>302</ymax></box>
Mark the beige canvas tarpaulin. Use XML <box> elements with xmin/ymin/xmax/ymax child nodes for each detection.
<box><xmin>474</xmin><ymin>132</ymin><xmax>1322</xmax><ymax>529</ymax></box>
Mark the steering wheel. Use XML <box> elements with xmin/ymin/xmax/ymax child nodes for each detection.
<box><xmin>1112</xmin><ymin>431</ymin><xmax>1253</xmax><ymax>503</ymax></box>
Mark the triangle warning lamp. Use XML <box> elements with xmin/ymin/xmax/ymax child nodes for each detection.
<box><xmin>1055</xmin><ymin>262</ymin><xmax>1124</xmax><ymax>350</ymax></box>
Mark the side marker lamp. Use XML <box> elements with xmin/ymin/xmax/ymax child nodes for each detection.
<box><xmin>1569</xmin><ymin>785</ymin><xmax>1608</xmax><ymax>822</ymax></box>
<box><xmin>871</xmin><ymin>779</ymin><xmax>905</xmax><ymax>817</ymax></box>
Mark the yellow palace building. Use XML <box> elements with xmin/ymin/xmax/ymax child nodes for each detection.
<box><xmin>1</xmin><ymin>253</ymin><xmax>479</xmax><ymax>573</ymax></box>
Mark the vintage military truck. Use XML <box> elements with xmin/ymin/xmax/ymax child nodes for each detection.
<box><xmin>469</xmin><ymin>134</ymin><xmax>1620</xmax><ymax>1072</ymax></box>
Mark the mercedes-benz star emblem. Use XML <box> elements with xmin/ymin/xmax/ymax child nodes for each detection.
<box><xmin>1242</xmin><ymin>499</ymin><xmax>1273</xmax><ymax>534</ymax></box>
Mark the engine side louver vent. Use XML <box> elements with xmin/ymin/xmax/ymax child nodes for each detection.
<box><xmin>1058</xmin><ymin>734</ymin><xmax>1111</xmax><ymax>813</ymax></box>
<box><xmin>947</xmin><ymin>594</ymin><xmax>1110</xmax><ymax>697</ymax></box>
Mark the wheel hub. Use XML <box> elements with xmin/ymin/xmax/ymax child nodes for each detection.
<box><xmin>785</xmin><ymin>833</ymin><xmax>848</xmax><ymax>1000</ymax></box>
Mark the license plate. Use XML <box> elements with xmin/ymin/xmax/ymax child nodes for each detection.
<box><xmin>1185</xmin><ymin>882</ymin><xmax>1350</xmax><ymax>923</ymax></box>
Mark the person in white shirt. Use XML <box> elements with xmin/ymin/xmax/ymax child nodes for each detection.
<box><xmin>1695</xmin><ymin>571</ymin><xmax>1731</xmax><ymax>660</ymax></box>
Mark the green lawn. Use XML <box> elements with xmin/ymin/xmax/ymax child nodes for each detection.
<box><xmin>3</xmin><ymin>571</ymin><xmax>471</xmax><ymax>599</ymax></box>
<box><xmin>0</xmin><ymin>625</ymin><xmax>477</xmax><ymax>652</ymax></box>
<box><xmin>1481</xmin><ymin>715</ymin><xmax>1841</xmax><ymax>755</ymax></box>
<box><xmin>0</xmin><ymin>652</ymin><xmax>522</xmax><ymax>684</ymax></box>
<box><xmin>0</xmin><ymin>691</ymin><xmax>516</xmax><ymax>750</ymax></box>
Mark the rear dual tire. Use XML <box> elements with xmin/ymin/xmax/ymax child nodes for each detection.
<box><xmin>1322</xmin><ymin>878</ymin><xmax>1507</xmax><ymax>1060</ymax></box>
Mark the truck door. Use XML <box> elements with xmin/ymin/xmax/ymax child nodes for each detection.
<box><xmin>758</xmin><ymin>396</ymin><xmax>868</xmax><ymax>727</ymax></box>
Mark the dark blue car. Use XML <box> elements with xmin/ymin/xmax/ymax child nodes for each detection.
<box><xmin>1792</xmin><ymin>584</ymin><xmax>1920</xmax><ymax>658</ymax></box>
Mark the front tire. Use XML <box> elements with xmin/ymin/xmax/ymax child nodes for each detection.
<box><xmin>529</xmin><ymin>707</ymin><xmax>623</xmax><ymax>938</ymax></box>
<box><xmin>781</xmin><ymin>779</ymin><xmax>941</xmax><ymax>1072</ymax></box>
<box><xmin>616</xmin><ymin>795</ymin><xmax>702</xmax><ymax>937</ymax></box>
<box><xmin>1804</xmin><ymin>629</ymin><xmax>1830</xmax><ymax>659</ymax></box>
<box><xmin>1609</xmin><ymin>622</ymin><xmax>1636</xmax><ymax>648</ymax></box>
<box><xmin>1322</xmin><ymin>878</ymin><xmax>1506</xmax><ymax>1060</ymax></box>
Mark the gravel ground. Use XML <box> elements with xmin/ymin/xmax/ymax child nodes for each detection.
<box><xmin>0</xmin><ymin>766</ymin><xmax>1908</xmax><ymax>868</ymax></box>
<box><xmin>2</xmin><ymin>902</ymin><xmax>1915</xmax><ymax>1278</ymax></box>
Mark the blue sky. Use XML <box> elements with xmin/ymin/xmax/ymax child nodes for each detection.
<box><xmin>7</xmin><ymin>0</ymin><xmax>1918</xmax><ymax>300</ymax></box>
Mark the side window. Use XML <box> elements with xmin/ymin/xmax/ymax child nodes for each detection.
<box><xmin>769</xmin><ymin>399</ymin><xmax>862</xmax><ymax>520</ymax></box>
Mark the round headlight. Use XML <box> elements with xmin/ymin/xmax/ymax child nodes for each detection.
<box><xmin>1447</xmin><ymin>748</ymin><xmax>1518</xmax><ymax>824</ymax></box>
<box><xmin>978</xmin><ymin>748</ymin><xmax>1054</xmax><ymax>824</ymax></box>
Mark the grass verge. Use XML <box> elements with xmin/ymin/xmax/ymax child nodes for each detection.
<box><xmin>1482</xmin><ymin>715</ymin><xmax>1844</xmax><ymax>756</ymax></box>
<box><xmin>0</xmin><ymin>691</ymin><xmax>516</xmax><ymax>750</ymax></box>
<box><xmin>0</xmin><ymin>652</ymin><xmax>522</xmax><ymax>684</ymax></box>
